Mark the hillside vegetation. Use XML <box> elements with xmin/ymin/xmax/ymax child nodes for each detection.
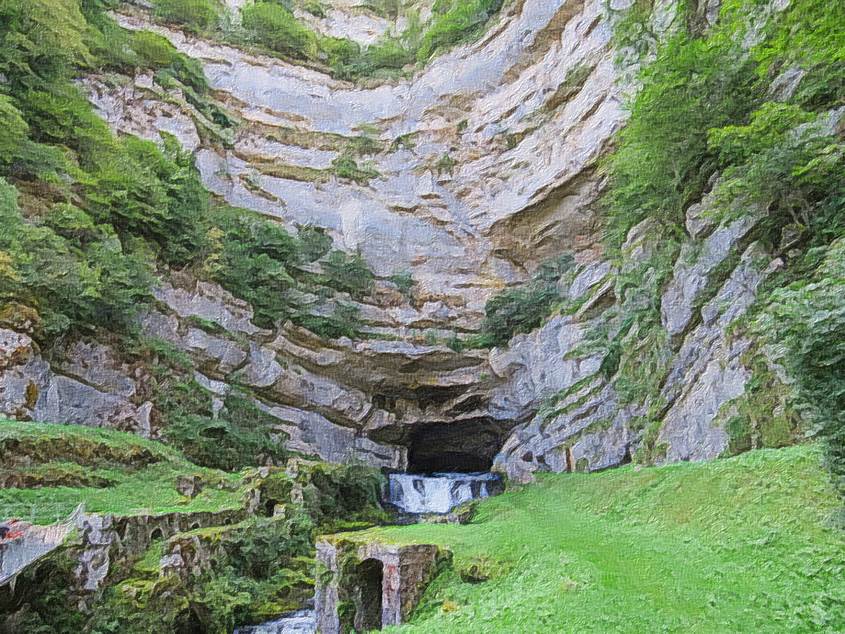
<box><xmin>0</xmin><ymin>420</ymin><xmax>388</xmax><ymax>633</ymax></box>
<box><xmin>366</xmin><ymin>445</ymin><xmax>845</xmax><ymax>633</ymax></box>
<box><xmin>0</xmin><ymin>420</ymin><xmax>247</xmax><ymax>523</ymax></box>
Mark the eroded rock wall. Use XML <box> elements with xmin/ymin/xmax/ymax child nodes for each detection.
<box><xmin>0</xmin><ymin>0</ymin><xmax>805</xmax><ymax>479</ymax></box>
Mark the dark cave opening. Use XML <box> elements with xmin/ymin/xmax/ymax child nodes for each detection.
<box><xmin>353</xmin><ymin>558</ymin><xmax>384</xmax><ymax>631</ymax></box>
<box><xmin>406</xmin><ymin>420</ymin><xmax>509</xmax><ymax>474</ymax></box>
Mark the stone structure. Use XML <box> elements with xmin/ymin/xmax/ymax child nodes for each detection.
<box><xmin>315</xmin><ymin>538</ymin><xmax>449</xmax><ymax>633</ymax></box>
<box><xmin>0</xmin><ymin>506</ymin><xmax>82</xmax><ymax>588</ymax></box>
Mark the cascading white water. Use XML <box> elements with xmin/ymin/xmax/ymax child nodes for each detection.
<box><xmin>387</xmin><ymin>472</ymin><xmax>501</xmax><ymax>514</ymax></box>
<box><xmin>234</xmin><ymin>609</ymin><xmax>315</xmax><ymax>634</ymax></box>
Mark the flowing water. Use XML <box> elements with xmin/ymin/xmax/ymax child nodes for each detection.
<box><xmin>387</xmin><ymin>472</ymin><xmax>501</xmax><ymax>514</ymax></box>
<box><xmin>233</xmin><ymin>609</ymin><xmax>316</xmax><ymax>634</ymax></box>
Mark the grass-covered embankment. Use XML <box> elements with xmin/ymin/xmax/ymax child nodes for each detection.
<box><xmin>0</xmin><ymin>420</ymin><xmax>247</xmax><ymax>524</ymax></box>
<box><xmin>364</xmin><ymin>445</ymin><xmax>844</xmax><ymax>632</ymax></box>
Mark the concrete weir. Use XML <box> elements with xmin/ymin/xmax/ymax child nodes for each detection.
<box><xmin>314</xmin><ymin>537</ymin><xmax>450</xmax><ymax>632</ymax></box>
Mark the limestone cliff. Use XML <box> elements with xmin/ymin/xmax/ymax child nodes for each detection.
<box><xmin>1</xmin><ymin>0</ymin><xmax>838</xmax><ymax>482</ymax></box>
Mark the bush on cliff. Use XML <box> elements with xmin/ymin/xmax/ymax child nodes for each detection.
<box><xmin>479</xmin><ymin>254</ymin><xmax>574</xmax><ymax>348</ymax></box>
<box><xmin>416</xmin><ymin>0</ymin><xmax>505</xmax><ymax>62</ymax></box>
<box><xmin>754</xmin><ymin>238</ymin><xmax>845</xmax><ymax>506</ymax></box>
<box><xmin>153</xmin><ymin>0</ymin><xmax>222</xmax><ymax>32</ymax></box>
<box><xmin>241</xmin><ymin>2</ymin><xmax>319</xmax><ymax>59</ymax></box>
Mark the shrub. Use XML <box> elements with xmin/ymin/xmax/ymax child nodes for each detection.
<box><xmin>207</xmin><ymin>207</ymin><xmax>300</xmax><ymax>328</ymax></box>
<box><xmin>85</xmin><ymin>134</ymin><xmax>210</xmax><ymax>266</ymax></box>
<box><xmin>0</xmin><ymin>96</ymin><xmax>29</xmax><ymax>161</ymax></box>
<box><xmin>754</xmin><ymin>238</ymin><xmax>845</xmax><ymax>503</ymax></box>
<box><xmin>0</xmin><ymin>0</ymin><xmax>90</xmax><ymax>81</ymax></box>
<box><xmin>417</xmin><ymin>0</ymin><xmax>504</xmax><ymax>62</ymax></box>
<box><xmin>319</xmin><ymin>250</ymin><xmax>374</xmax><ymax>299</ymax></box>
<box><xmin>242</xmin><ymin>2</ymin><xmax>319</xmax><ymax>60</ymax></box>
<box><xmin>604</xmin><ymin>29</ymin><xmax>758</xmax><ymax>249</ymax></box>
<box><xmin>354</xmin><ymin>38</ymin><xmax>415</xmax><ymax>75</ymax></box>
<box><xmin>480</xmin><ymin>254</ymin><xmax>573</xmax><ymax>347</ymax></box>
<box><xmin>320</xmin><ymin>35</ymin><xmax>362</xmax><ymax>77</ymax></box>
<box><xmin>331</xmin><ymin>154</ymin><xmax>381</xmax><ymax>183</ymax></box>
<box><xmin>0</xmin><ymin>179</ymin><xmax>153</xmax><ymax>338</ymax></box>
<box><xmin>295</xmin><ymin>302</ymin><xmax>362</xmax><ymax>340</ymax></box>
<box><xmin>154</xmin><ymin>0</ymin><xmax>221</xmax><ymax>32</ymax></box>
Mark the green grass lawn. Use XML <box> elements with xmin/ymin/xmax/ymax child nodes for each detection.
<box><xmin>0</xmin><ymin>420</ymin><xmax>246</xmax><ymax>524</ymax></box>
<box><xmin>365</xmin><ymin>445</ymin><xmax>844</xmax><ymax>633</ymax></box>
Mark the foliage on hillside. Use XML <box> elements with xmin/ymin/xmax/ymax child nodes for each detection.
<box><xmin>580</xmin><ymin>0</ymin><xmax>845</xmax><ymax>482</ymax></box>
<box><xmin>0</xmin><ymin>0</ymin><xmax>377</xmax><ymax>343</ymax></box>
<box><xmin>370</xmin><ymin>445</ymin><xmax>845</xmax><ymax>632</ymax></box>
<box><xmin>1</xmin><ymin>421</ymin><xmax>388</xmax><ymax>633</ymax></box>
<box><xmin>0</xmin><ymin>0</ymin><xmax>381</xmax><ymax>468</ymax></box>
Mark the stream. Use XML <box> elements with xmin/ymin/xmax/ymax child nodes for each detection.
<box><xmin>233</xmin><ymin>608</ymin><xmax>316</xmax><ymax>634</ymax></box>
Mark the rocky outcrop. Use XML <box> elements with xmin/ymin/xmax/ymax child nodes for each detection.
<box><xmin>0</xmin><ymin>329</ymin><xmax>153</xmax><ymax>437</ymax></box>
<box><xmin>0</xmin><ymin>507</ymin><xmax>81</xmax><ymax>588</ymax></box>
<box><xmin>657</xmin><ymin>243</ymin><xmax>782</xmax><ymax>462</ymax></box>
<box><xmin>73</xmin><ymin>508</ymin><xmax>246</xmax><ymax>592</ymax></box>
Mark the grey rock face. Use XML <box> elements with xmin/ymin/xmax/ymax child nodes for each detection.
<box><xmin>661</xmin><ymin>212</ymin><xmax>760</xmax><ymax>336</ymax></box>
<box><xmin>493</xmin><ymin>218</ymin><xmax>781</xmax><ymax>480</ymax></box>
<box><xmin>488</xmin><ymin>314</ymin><xmax>603</xmax><ymax>422</ymax></box>
<box><xmin>569</xmin><ymin>260</ymin><xmax>613</xmax><ymax>300</ymax></box>
<box><xmin>657</xmin><ymin>244</ymin><xmax>781</xmax><ymax>462</ymax></box>
<box><xmin>0</xmin><ymin>329</ymin><xmax>152</xmax><ymax>436</ymax></box>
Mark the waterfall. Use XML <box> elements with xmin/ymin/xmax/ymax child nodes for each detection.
<box><xmin>387</xmin><ymin>472</ymin><xmax>501</xmax><ymax>514</ymax></box>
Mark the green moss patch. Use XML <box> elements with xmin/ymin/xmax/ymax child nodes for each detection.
<box><xmin>0</xmin><ymin>420</ymin><xmax>246</xmax><ymax>524</ymax></box>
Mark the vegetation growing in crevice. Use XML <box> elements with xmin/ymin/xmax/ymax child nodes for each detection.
<box><xmin>453</xmin><ymin>254</ymin><xmax>575</xmax><ymax>350</ymax></box>
<box><xmin>153</xmin><ymin>0</ymin><xmax>223</xmax><ymax>33</ymax></box>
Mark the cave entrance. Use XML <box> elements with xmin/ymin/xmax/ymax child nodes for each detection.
<box><xmin>406</xmin><ymin>420</ymin><xmax>508</xmax><ymax>474</ymax></box>
<box><xmin>353</xmin><ymin>558</ymin><xmax>384</xmax><ymax>631</ymax></box>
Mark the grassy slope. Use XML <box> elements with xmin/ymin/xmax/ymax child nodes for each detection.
<box><xmin>0</xmin><ymin>420</ymin><xmax>246</xmax><ymax>524</ymax></box>
<box><xmin>366</xmin><ymin>446</ymin><xmax>844</xmax><ymax>633</ymax></box>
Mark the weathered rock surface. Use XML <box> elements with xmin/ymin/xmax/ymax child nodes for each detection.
<box><xmin>91</xmin><ymin>0</ymin><xmax>628</xmax><ymax>321</ymax></box>
<box><xmin>0</xmin><ymin>0</ymin><xmax>800</xmax><ymax>486</ymax></box>
<box><xmin>0</xmin><ymin>329</ymin><xmax>152</xmax><ymax>436</ymax></box>
<box><xmin>657</xmin><ymin>243</ymin><xmax>781</xmax><ymax>462</ymax></box>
